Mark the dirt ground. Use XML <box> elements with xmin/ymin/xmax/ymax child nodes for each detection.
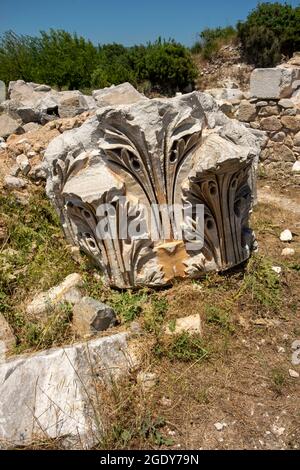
<box><xmin>98</xmin><ymin>178</ymin><xmax>300</xmax><ymax>451</ymax></box>
<box><xmin>1</xmin><ymin>171</ymin><xmax>299</xmax><ymax>450</ymax></box>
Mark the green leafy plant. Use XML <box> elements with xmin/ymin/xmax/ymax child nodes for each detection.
<box><xmin>237</xmin><ymin>2</ymin><xmax>300</xmax><ymax>66</ymax></box>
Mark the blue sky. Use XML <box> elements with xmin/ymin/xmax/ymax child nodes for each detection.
<box><xmin>1</xmin><ymin>0</ymin><xmax>299</xmax><ymax>46</ymax></box>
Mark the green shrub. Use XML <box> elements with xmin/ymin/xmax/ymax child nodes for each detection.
<box><xmin>237</xmin><ymin>2</ymin><xmax>300</xmax><ymax>67</ymax></box>
<box><xmin>139</xmin><ymin>39</ymin><xmax>197</xmax><ymax>95</ymax></box>
<box><xmin>192</xmin><ymin>26</ymin><xmax>237</xmax><ymax>60</ymax></box>
<box><xmin>0</xmin><ymin>31</ymin><xmax>197</xmax><ymax>95</ymax></box>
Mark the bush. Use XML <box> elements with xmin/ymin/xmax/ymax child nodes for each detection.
<box><xmin>0</xmin><ymin>32</ymin><xmax>197</xmax><ymax>96</ymax></box>
<box><xmin>140</xmin><ymin>39</ymin><xmax>197</xmax><ymax>95</ymax></box>
<box><xmin>237</xmin><ymin>2</ymin><xmax>300</xmax><ymax>67</ymax></box>
<box><xmin>191</xmin><ymin>26</ymin><xmax>237</xmax><ymax>60</ymax></box>
<box><xmin>92</xmin><ymin>43</ymin><xmax>137</xmax><ymax>88</ymax></box>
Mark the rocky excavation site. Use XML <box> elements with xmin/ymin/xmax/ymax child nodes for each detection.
<box><xmin>0</xmin><ymin>53</ymin><xmax>300</xmax><ymax>450</ymax></box>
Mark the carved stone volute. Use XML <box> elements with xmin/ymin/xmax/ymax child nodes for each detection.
<box><xmin>45</xmin><ymin>91</ymin><xmax>261</xmax><ymax>288</ymax></box>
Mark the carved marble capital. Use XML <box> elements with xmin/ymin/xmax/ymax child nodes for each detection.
<box><xmin>45</xmin><ymin>91</ymin><xmax>261</xmax><ymax>288</ymax></box>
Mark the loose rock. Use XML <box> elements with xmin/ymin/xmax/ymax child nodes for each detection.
<box><xmin>26</xmin><ymin>273</ymin><xmax>83</xmax><ymax>317</ymax></box>
<box><xmin>281</xmin><ymin>247</ymin><xmax>295</xmax><ymax>257</ymax></box>
<box><xmin>289</xmin><ymin>369</ymin><xmax>299</xmax><ymax>378</ymax></box>
<box><xmin>164</xmin><ymin>314</ymin><xmax>202</xmax><ymax>336</ymax></box>
<box><xmin>280</xmin><ymin>229</ymin><xmax>293</xmax><ymax>242</ymax></box>
<box><xmin>3</xmin><ymin>176</ymin><xmax>27</xmax><ymax>190</ymax></box>
<box><xmin>72</xmin><ymin>297</ymin><xmax>117</xmax><ymax>336</ymax></box>
<box><xmin>0</xmin><ymin>332</ymin><xmax>140</xmax><ymax>449</ymax></box>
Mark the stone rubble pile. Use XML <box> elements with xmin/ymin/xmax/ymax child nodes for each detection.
<box><xmin>0</xmin><ymin>82</ymin><xmax>147</xmax><ymax>186</ymax></box>
<box><xmin>205</xmin><ymin>54</ymin><xmax>300</xmax><ymax>178</ymax></box>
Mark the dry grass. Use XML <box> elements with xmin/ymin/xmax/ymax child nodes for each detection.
<box><xmin>1</xmin><ymin>179</ymin><xmax>300</xmax><ymax>449</ymax></box>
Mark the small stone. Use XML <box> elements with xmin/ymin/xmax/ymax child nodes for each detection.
<box><xmin>214</xmin><ymin>422</ymin><xmax>227</xmax><ymax>431</ymax></box>
<box><xmin>130</xmin><ymin>321</ymin><xmax>143</xmax><ymax>336</ymax></box>
<box><xmin>16</xmin><ymin>154</ymin><xmax>31</xmax><ymax>175</ymax></box>
<box><xmin>137</xmin><ymin>372</ymin><xmax>157</xmax><ymax>391</ymax></box>
<box><xmin>277</xmin><ymin>346</ymin><xmax>285</xmax><ymax>353</ymax></box>
<box><xmin>29</xmin><ymin>163</ymin><xmax>47</xmax><ymax>181</ymax></box>
<box><xmin>272</xmin><ymin>266</ymin><xmax>282</xmax><ymax>274</ymax></box>
<box><xmin>289</xmin><ymin>369</ymin><xmax>299</xmax><ymax>378</ymax></box>
<box><xmin>281</xmin><ymin>116</ymin><xmax>300</xmax><ymax>132</ymax></box>
<box><xmin>256</xmin><ymin>101</ymin><xmax>268</xmax><ymax>107</ymax></box>
<box><xmin>278</xmin><ymin>99</ymin><xmax>294</xmax><ymax>109</ymax></box>
<box><xmin>260</xmin><ymin>117</ymin><xmax>282</xmax><ymax>132</ymax></box>
<box><xmin>164</xmin><ymin>314</ymin><xmax>202</xmax><ymax>336</ymax></box>
<box><xmin>292</xmin><ymin>340</ymin><xmax>300</xmax><ymax>351</ymax></box>
<box><xmin>272</xmin><ymin>424</ymin><xmax>285</xmax><ymax>437</ymax></box>
<box><xmin>281</xmin><ymin>247</ymin><xmax>295</xmax><ymax>256</ymax></box>
<box><xmin>293</xmin><ymin>131</ymin><xmax>300</xmax><ymax>147</ymax></box>
<box><xmin>282</xmin><ymin>108</ymin><xmax>297</xmax><ymax>116</ymax></box>
<box><xmin>9</xmin><ymin>164</ymin><xmax>21</xmax><ymax>177</ymax></box>
<box><xmin>73</xmin><ymin>296</ymin><xmax>117</xmax><ymax>336</ymax></box>
<box><xmin>26</xmin><ymin>273</ymin><xmax>83</xmax><ymax>317</ymax></box>
<box><xmin>0</xmin><ymin>114</ymin><xmax>24</xmax><ymax>139</ymax></box>
<box><xmin>258</xmin><ymin>105</ymin><xmax>279</xmax><ymax>117</ymax></box>
<box><xmin>22</xmin><ymin>122</ymin><xmax>41</xmax><ymax>133</ymax></box>
<box><xmin>27</xmin><ymin>151</ymin><xmax>37</xmax><ymax>158</ymax></box>
<box><xmin>159</xmin><ymin>396</ymin><xmax>172</xmax><ymax>407</ymax></box>
<box><xmin>3</xmin><ymin>175</ymin><xmax>27</xmax><ymax>190</ymax></box>
<box><xmin>237</xmin><ymin>101</ymin><xmax>257</xmax><ymax>122</ymax></box>
<box><xmin>271</xmin><ymin>143</ymin><xmax>295</xmax><ymax>162</ymax></box>
<box><xmin>250</xmin><ymin>122</ymin><xmax>260</xmax><ymax>129</ymax></box>
<box><xmin>292</xmin><ymin>161</ymin><xmax>300</xmax><ymax>173</ymax></box>
<box><xmin>284</xmin><ymin>135</ymin><xmax>294</xmax><ymax>148</ymax></box>
<box><xmin>280</xmin><ymin>229</ymin><xmax>293</xmax><ymax>242</ymax></box>
<box><xmin>0</xmin><ymin>141</ymin><xmax>7</xmax><ymax>150</ymax></box>
<box><xmin>271</xmin><ymin>131</ymin><xmax>286</xmax><ymax>143</ymax></box>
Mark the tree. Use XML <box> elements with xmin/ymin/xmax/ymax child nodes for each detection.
<box><xmin>140</xmin><ymin>39</ymin><xmax>198</xmax><ymax>95</ymax></box>
<box><xmin>237</xmin><ymin>2</ymin><xmax>300</xmax><ymax>67</ymax></box>
<box><xmin>36</xmin><ymin>30</ymin><xmax>98</xmax><ymax>90</ymax></box>
<box><xmin>0</xmin><ymin>31</ymin><xmax>40</xmax><ymax>84</ymax></box>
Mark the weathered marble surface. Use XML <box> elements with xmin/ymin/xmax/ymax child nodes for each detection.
<box><xmin>0</xmin><ymin>332</ymin><xmax>139</xmax><ymax>449</ymax></box>
<box><xmin>45</xmin><ymin>91</ymin><xmax>261</xmax><ymax>288</ymax></box>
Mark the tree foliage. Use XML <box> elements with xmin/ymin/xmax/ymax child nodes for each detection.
<box><xmin>237</xmin><ymin>2</ymin><xmax>300</xmax><ymax>67</ymax></box>
<box><xmin>0</xmin><ymin>31</ymin><xmax>197</xmax><ymax>95</ymax></box>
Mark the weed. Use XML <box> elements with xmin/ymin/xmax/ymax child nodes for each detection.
<box><xmin>107</xmin><ymin>290</ymin><xmax>148</xmax><ymax>323</ymax></box>
<box><xmin>205</xmin><ymin>304</ymin><xmax>235</xmax><ymax>333</ymax></box>
<box><xmin>270</xmin><ymin>367</ymin><xmax>286</xmax><ymax>396</ymax></box>
<box><xmin>234</xmin><ymin>254</ymin><xmax>282</xmax><ymax>314</ymax></box>
<box><xmin>143</xmin><ymin>295</ymin><xmax>168</xmax><ymax>333</ymax></box>
<box><xmin>156</xmin><ymin>332</ymin><xmax>209</xmax><ymax>362</ymax></box>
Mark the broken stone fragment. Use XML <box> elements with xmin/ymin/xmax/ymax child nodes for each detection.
<box><xmin>280</xmin><ymin>229</ymin><xmax>293</xmax><ymax>242</ymax></box>
<box><xmin>137</xmin><ymin>371</ymin><xmax>157</xmax><ymax>392</ymax></box>
<box><xmin>3</xmin><ymin>175</ymin><xmax>27</xmax><ymax>190</ymax></box>
<box><xmin>0</xmin><ymin>114</ymin><xmax>24</xmax><ymax>139</ymax></box>
<box><xmin>164</xmin><ymin>314</ymin><xmax>202</xmax><ymax>336</ymax></box>
<box><xmin>250</xmin><ymin>67</ymin><xmax>300</xmax><ymax>99</ymax></box>
<box><xmin>236</xmin><ymin>101</ymin><xmax>257</xmax><ymax>122</ymax></box>
<box><xmin>72</xmin><ymin>296</ymin><xmax>117</xmax><ymax>336</ymax></box>
<box><xmin>0</xmin><ymin>332</ymin><xmax>141</xmax><ymax>449</ymax></box>
<box><xmin>26</xmin><ymin>273</ymin><xmax>83</xmax><ymax>317</ymax></box>
<box><xmin>92</xmin><ymin>82</ymin><xmax>147</xmax><ymax>106</ymax></box>
<box><xmin>292</xmin><ymin>161</ymin><xmax>300</xmax><ymax>173</ymax></box>
<box><xmin>16</xmin><ymin>153</ymin><xmax>31</xmax><ymax>175</ymax></box>
<box><xmin>281</xmin><ymin>247</ymin><xmax>295</xmax><ymax>257</ymax></box>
